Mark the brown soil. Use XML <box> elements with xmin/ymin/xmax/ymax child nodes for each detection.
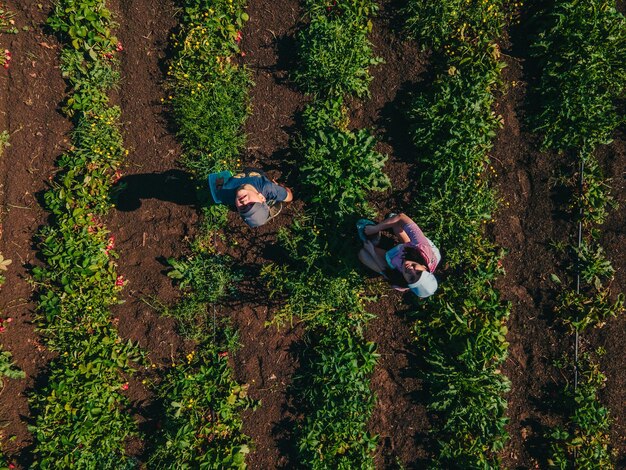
<box><xmin>0</xmin><ymin>0</ymin><xmax>624</xmax><ymax>469</ymax></box>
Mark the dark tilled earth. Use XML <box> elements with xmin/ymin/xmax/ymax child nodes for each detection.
<box><xmin>0</xmin><ymin>0</ymin><xmax>624</xmax><ymax>468</ymax></box>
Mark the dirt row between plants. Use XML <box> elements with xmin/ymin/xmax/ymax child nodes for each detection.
<box><xmin>0</xmin><ymin>0</ymin><xmax>68</xmax><ymax>458</ymax></box>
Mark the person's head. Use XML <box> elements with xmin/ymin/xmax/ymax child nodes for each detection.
<box><xmin>402</xmin><ymin>246</ymin><xmax>438</xmax><ymax>298</ymax></box>
<box><xmin>235</xmin><ymin>184</ymin><xmax>270</xmax><ymax>227</ymax></box>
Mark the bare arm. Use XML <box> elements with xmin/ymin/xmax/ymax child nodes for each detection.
<box><xmin>363</xmin><ymin>213</ymin><xmax>414</xmax><ymax>243</ymax></box>
<box><xmin>283</xmin><ymin>186</ymin><xmax>293</xmax><ymax>202</ymax></box>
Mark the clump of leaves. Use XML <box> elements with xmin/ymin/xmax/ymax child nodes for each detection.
<box><xmin>148</xmin><ymin>347</ymin><xmax>255</xmax><ymax>469</ymax></box>
<box><xmin>167</xmin><ymin>253</ymin><xmax>242</xmax><ymax>305</ymax></box>
<box><xmin>0</xmin><ymin>350</ymin><xmax>24</xmax><ymax>389</ymax></box>
<box><xmin>0</xmin><ymin>130</ymin><xmax>10</xmax><ymax>157</ymax></box>
<box><xmin>262</xmin><ymin>263</ymin><xmax>374</xmax><ymax>333</ymax></box>
<box><xmin>529</xmin><ymin>1</ymin><xmax>626</xmax><ymax>153</ymax></box>
<box><xmin>0</xmin><ymin>6</ymin><xmax>18</xmax><ymax>34</ymax></box>
<box><xmin>295</xmin><ymin>11</ymin><xmax>382</xmax><ymax>99</ymax></box>
<box><xmin>294</xmin><ymin>329</ymin><xmax>378</xmax><ymax>469</ymax></box>
<box><xmin>299</xmin><ymin>123</ymin><xmax>390</xmax><ymax>222</ymax></box>
<box><xmin>0</xmin><ymin>253</ymin><xmax>11</xmax><ymax>286</ymax></box>
<box><xmin>404</xmin><ymin>0</ymin><xmax>510</xmax><ymax>49</ymax></box>
<box><xmin>548</xmin><ymin>351</ymin><xmax>615</xmax><ymax>469</ymax></box>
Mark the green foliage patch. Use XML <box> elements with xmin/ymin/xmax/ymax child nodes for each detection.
<box><xmin>530</xmin><ymin>1</ymin><xmax>626</xmax><ymax>153</ymax></box>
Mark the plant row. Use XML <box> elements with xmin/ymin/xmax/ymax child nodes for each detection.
<box><xmin>146</xmin><ymin>1</ymin><xmax>255</xmax><ymax>468</ymax></box>
<box><xmin>403</xmin><ymin>1</ymin><xmax>513</xmax><ymax>467</ymax></box>
<box><xmin>262</xmin><ymin>0</ymin><xmax>389</xmax><ymax>467</ymax></box>
<box><xmin>26</xmin><ymin>1</ymin><xmax>144</xmax><ymax>467</ymax></box>
<box><xmin>529</xmin><ymin>1</ymin><xmax>626</xmax><ymax>467</ymax></box>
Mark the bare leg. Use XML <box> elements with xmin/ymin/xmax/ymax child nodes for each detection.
<box><xmin>358</xmin><ymin>248</ymin><xmax>382</xmax><ymax>274</ymax></box>
<box><xmin>358</xmin><ymin>246</ymin><xmax>388</xmax><ymax>274</ymax></box>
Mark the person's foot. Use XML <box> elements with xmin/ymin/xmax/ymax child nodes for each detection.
<box><xmin>357</xmin><ymin>219</ymin><xmax>380</xmax><ymax>246</ymax></box>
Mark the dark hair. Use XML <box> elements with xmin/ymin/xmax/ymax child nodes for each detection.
<box><xmin>403</xmin><ymin>246</ymin><xmax>430</xmax><ymax>272</ymax></box>
<box><xmin>383</xmin><ymin>246</ymin><xmax>429</xmax><ymax>288</ymax></box>
<box><xmin>383</xmin><ymin>267</ymin><xmax>410</xmax><ymax>288</ymax></box>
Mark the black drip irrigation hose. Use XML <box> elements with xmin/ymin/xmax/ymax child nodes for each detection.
<box><xmin>572</xmin><ymin>156</ymin><xmax>585</xmax><ymax>468</ymax></box>
<box><xmin>574</xmin><ymin>157</ymin><xmax>584</xmax><ymax>392</ymax></box>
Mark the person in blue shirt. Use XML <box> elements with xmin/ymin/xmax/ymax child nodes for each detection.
<box><xmin>210</xmin><ymin>168</ymin><xmax>293</xmax><ymax>227</ymax></box>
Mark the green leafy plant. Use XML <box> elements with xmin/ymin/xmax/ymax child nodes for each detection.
<box><xmin>263</xmin><ymin>263</ymin><xmax>374</xmax><ymax>332</ymax></box>
<box><xmin>575</xmin><ymin>241</ymin><xmax>614</xmax><ymax>290</ymax></box>
<box><xmin>294</xmin><ymin>330</ymin><xmax>378</xmax><ymax>469</ymax></box>
<box><xmin>165</xmin><ymin>253</ymin><xmax>242</xmax><ymax>341</ymax></box>
<box><xmin>529</xmin><ymin>1</ymin><xmax>626</xmax><ymax>153</ymax></box>
<box><xmin>0</xmin><ymin>6</ymin><xmax>17</xmax><ymax>34</ymax></box>
<box><xmin>167</xmin><ymin>253</ymin><xmax>241</xmax><ymax>304</ymax></box>
<box><xmin>47</xmin><ymin>0</ymin><xmax>119</xmax><ymax>59</ymax></box>
<box><xmin>299</xmin><ymin>126</ymin><xmax>390</xmax><ymax>221</ymax></box>
<box><xmin>0</xmin><ymin>131</ymin><xmax>9</xmax><ymax>157</ymax></box>
<box><xmin>404</xmin><ymin>0</ymin><xmax>511</xmax><ymax>50</ymax></box>
<box><xmin>556</xmin><ymin>287</ymin><xmax>624</xmax><ymax>332</ymax></box>
<box><xmin>0</xmin><ymin>350</ymin><xmax>24</xmax><ymax>388</ymax></box>
<box><xmin>548</xmin><ymin>352</ymin><xmax>615</xmax><ymax>469</ymax></box>
<box><xmin>0</xmin><ymin>253</ymin><xmax>11</xmax><ymax>286</ymax></box>
<box><xmin>295</xmin><ymin>8</ymin><xmax>382</xmax><ymax>98</ymax></box>
<box><xmin>148</xmin><ymin>348</ymin><xmax>254</xmax><ymax>469</ymax></box>
<box><xmin>576</xmin><ymin>156</ymin><xmax>617</xmax><ymax>227</ymax></box>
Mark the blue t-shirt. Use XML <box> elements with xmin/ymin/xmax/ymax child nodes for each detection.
<box><xmin>220</xmin><ymin>171</ymin><xmax>288</xmax><ymax>206</ymax></box>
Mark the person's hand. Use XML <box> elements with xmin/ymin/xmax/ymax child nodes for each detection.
<box><xmin>363</xmin><ymin>225</ymin><xmax>377</xmax><ymax>236</ymax></box>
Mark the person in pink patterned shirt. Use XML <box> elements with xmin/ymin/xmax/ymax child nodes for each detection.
<box><xmin>357</xmin><ymin>213</ymin><xmax>441</xmax><ymax>298</ymax></box>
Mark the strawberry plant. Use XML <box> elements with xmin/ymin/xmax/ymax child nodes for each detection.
<box><xmin>0</xmin><ymin>350</ymin><xmax>23</xmax><ymax>388</ymax></box>
<box><xmin>27</xmin><ymin>0</ymin><xmax>146</xmax><ymax>465</ymax></box>
<box><xmin>47</xmin><ymin>0</ymin><xmax>119</xmax><ymax>59</ymax></box>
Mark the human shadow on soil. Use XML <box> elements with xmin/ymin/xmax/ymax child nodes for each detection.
<box><xmin>111</xmin><ymin>170</ymin><xmax>198</xmax><ymax>212</ymax></box>
<box><xmin>270</xmin><ymin>31</ymin><xmax>301</xmax><ymax>89</ymax></box>
<box><xmin>112</xmin><ymin>169</ymin><xmax>199</xmax><ymax>211</ymax></box>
